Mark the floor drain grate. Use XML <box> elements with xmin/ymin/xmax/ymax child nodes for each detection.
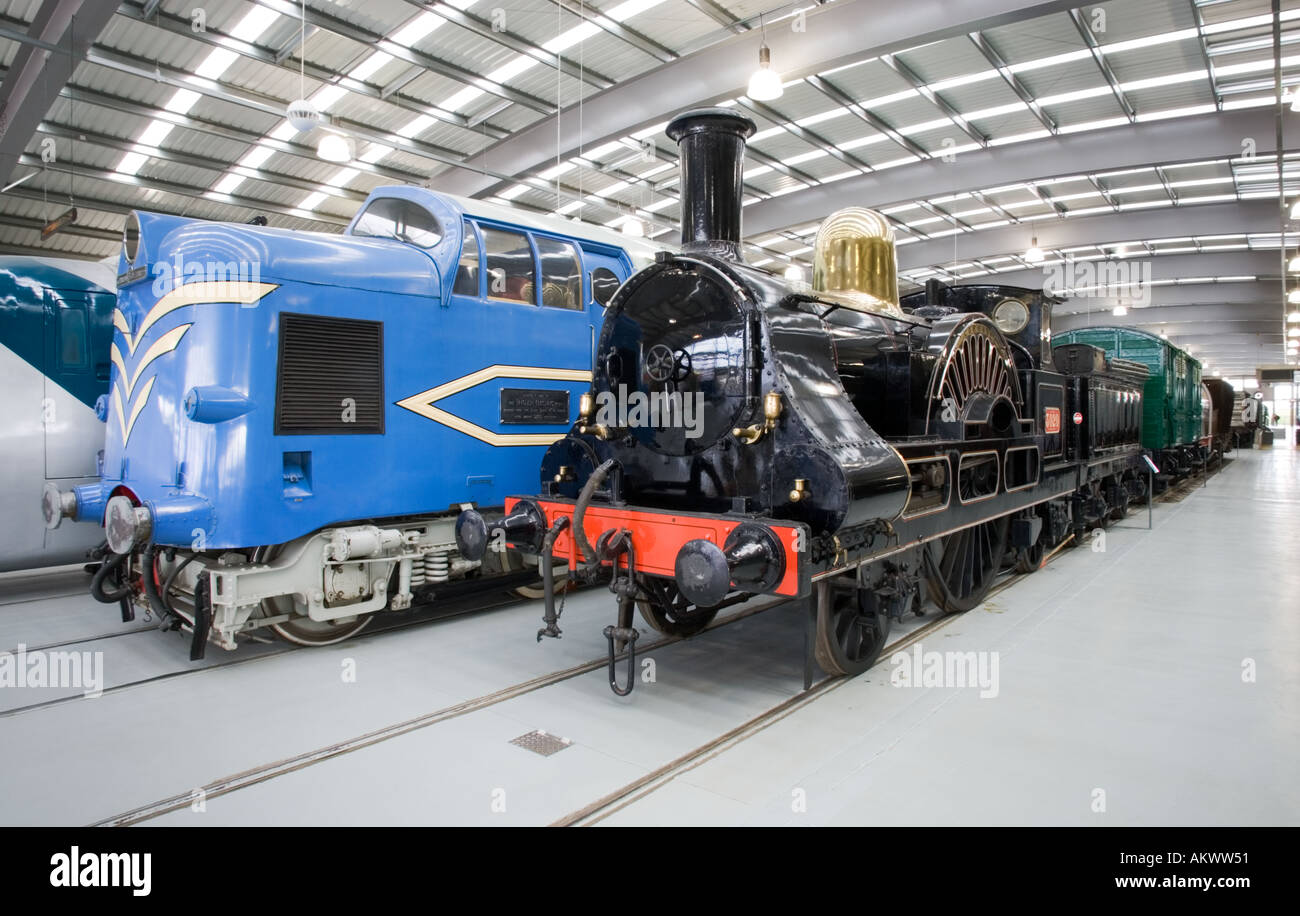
<box><xmin>510</xmin><ymin>730</ymin><xmax>572</xmax><ymax>757</ymax></box>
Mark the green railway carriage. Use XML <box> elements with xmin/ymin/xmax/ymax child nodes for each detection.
<box><xmin>1054</xmin><ymin>327</ymin><xmax>1204</xmax><ymax>473</ymax></box>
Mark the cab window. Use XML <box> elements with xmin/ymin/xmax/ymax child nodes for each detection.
<box><xmin>535</xmin><ymin>236</ymin><xmax>582</xmax><ymax>310</ymax></box>
<box><xmin>453</xmin><ymin>220</ymin><xmax>480</xmax><ymax>296</ymax></box>
<box><xmin>481</xmin><ymin>227</ymin><xmax>536</xmax><ymax>304</ymax></box>
<box><xmin>352</xmin><ymin>197</ymin><xmax>442</xmax><ymax>249</ymax></box>
<box><xmin>591</xmin><ymin>267</ymin><xmax>620</xmax><ymax>307</ymax></box>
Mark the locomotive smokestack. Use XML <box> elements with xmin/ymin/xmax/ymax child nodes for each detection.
<box><xmin>666</xmin><ymin>107</ymin><xmax>757</xmax><ymax>259</ymax></box>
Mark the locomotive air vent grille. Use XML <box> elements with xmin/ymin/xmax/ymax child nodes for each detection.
<box><xmin>276</xmin><ymin>312</ymin><xmax>384</xmax><ymax>435</ymax></box>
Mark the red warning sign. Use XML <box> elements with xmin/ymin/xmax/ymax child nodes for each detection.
<box><xmin>1073</xmin><ymin>411</ymin><xmax>1084</xmax><ymax>425</ymax></box>
<box><xmin>1044</xmin><ymin>407</ymin><xmax>1061</xmax><ymax>434</ymax></box>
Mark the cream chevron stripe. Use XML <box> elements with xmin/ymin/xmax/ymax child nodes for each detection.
<box><xmin>127</xmin><ymin>324</ymin><xmax>191</xmax><ymax>397</ymax></box>
<box><xmin>396</xmin><ymin>364</ymin><xmax>591</xmax><ymax>447</ymax></box>
<box><xmin>118</xmin><ymin>280</ymin><xmax>277</xmax><ymax>355</ymax></box>
<box><xmin>123</xmin><ymin>377</ymin><xmax>155</xmax><ymax>443</ymax></box>
<box><xmin>112</xmin><ymin>385</ymin><xmax>128</xmax><ymax>442</ymax></box>
<box><xmin>112</xmin><ymin>309</ymin><xmax>129</xmax><ymax>335</ymax></box>
<box><xmin>110</xmin><ymin>343</ymin><xmax>127</xmax><ymax>389</ymax></box>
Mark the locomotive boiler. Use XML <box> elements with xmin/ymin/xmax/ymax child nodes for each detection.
<box><xmin>460</xmin><ymin>107</ymin><xmax>1150</xmax><ymax>695</ymax></box>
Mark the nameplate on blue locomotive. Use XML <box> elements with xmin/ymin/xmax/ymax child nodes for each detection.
<box><xmin>500</xmin><ymin>388</ymin><xmax>570</xmax><ymax>425</ymax></box>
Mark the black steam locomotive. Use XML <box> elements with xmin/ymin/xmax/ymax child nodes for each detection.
<box><xmin>459</xmin><ymin>108</ymin><xmax>1151</xmax><ymax>695</ymax></box>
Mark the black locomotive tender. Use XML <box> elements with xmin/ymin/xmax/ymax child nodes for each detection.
<box><xmin>459</xmin><ymin>108</ymin><xmax>1151</xmax><ymax>695</ymax></box>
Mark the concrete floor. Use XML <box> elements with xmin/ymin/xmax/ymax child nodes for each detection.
<box><xmin>0</xmin><ymin>446</ymin><xmax>1295</xmax><ymax>826</ymax></box>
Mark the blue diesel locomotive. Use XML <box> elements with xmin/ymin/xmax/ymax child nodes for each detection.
<box><xmin>44</xmin><ymin>187</ymin><xmax>660</xmax><ymax>653</ymax></box>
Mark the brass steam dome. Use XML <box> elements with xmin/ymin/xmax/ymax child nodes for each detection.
<box><xmin>812</xmin><ymin>207</ymin><xmax>904</xmax><ymax>317</ymax></box>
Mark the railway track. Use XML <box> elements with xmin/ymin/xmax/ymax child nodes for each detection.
<box><xmin>75</xmin><ymin>468</ymin><xmax>1202</xmax><ymax>826</ymax></box>
<box><xmin>0</xmin><ymin>587</ymin><xmax>534</xmax><ymax>719</ymax></box>
<box><xmin>554</xmin><ymin>534</ymin><xmax>1079</xmax><ymax>827</ymax></box>
<box><xmin>92</xmin><ymin>532</ymin><xmax>1075</xmax><ymax>827</ymax></box>
<box><xmin>91</xmin><ymin>594</ymin><xmax>789</xmax><ymax>826</ymax></box>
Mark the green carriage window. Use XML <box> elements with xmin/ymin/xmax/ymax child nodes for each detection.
<box><xmin>481</xmin><ymin>227</ymin><xmax>536</xmax><ymax>304</ymax></box>
<box><xmin>535</xmin><ymin>236</ymin><xmax>582</xmax><ymax>310</ymax></box>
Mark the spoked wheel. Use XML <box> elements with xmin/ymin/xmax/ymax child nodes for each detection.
<box><xmin>253</xmin><ymin>545</ymin><xmax>374</xmax><ymax>646</ymax></box>
<box><xmin>924</xmin><ymin>516</ymin><xmax>1010</xmax><ymax>614</ymax></box>
<box><xmin>813</xmin><ymin>584</ymin><xmax>892</xmax><ymax>676</ymax></box>
<box><xmin>635</xmin><ymin>576</ymin><xmax>720</xmax><ymax>637</ymax></box>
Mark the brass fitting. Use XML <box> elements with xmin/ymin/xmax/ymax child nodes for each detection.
<box><xmin>577</xmin><ymin>392</ymin><xmax>616</xmax><ymax>439</ymax></box>
<box><xmin>733</xmin><ymin>391</ymin><xmax>783</xmax><ymax>445</ymax></box>
<box><xmin>553</xmin><ymin>464</ymin><xmax>573</xmax><ymax>484</ymax></box>
<box><xmin>789</xmin><ymin>478</ymin><xmax>809</xmax><ymax>502</ymax></box>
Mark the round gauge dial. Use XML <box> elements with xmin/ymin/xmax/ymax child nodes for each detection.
<box><xmin>992</xmin><ymin>298</ymin><xmax>1030</xmax><ymax>335</ymax></box>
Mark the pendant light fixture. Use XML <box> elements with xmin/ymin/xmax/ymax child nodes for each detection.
<box><xmin>317</xmin><ymin>132</ymin><xmax>354</xmax><ymax>163</ymax></box>
<box><xmin>747</xmin><ymin>14</ymin><xmax>783</xmax><ymax>101</ymax></box>
<box><xmin>286</xmin><ymin>1</ymin><xmax>318</xmax><ymax>132</ymax></box>
<box><xmin>1024</xmin><ymin>235</ymin><xmax>1044</xmax><ymax>264</ymax></box>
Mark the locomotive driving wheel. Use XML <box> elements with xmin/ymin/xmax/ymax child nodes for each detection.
<box><xmin>924</xmin><ymin>516</ymin><xmax>1010</xmax><ymax>613</ymax></box>
<box><xmin>635</xmin><ymin>576</ymin><xmax>720</xmax><ymax>637</ymax></box>
<box><xmin>813</xmin><ymin>582</ymin><xmax>892</xmax><ymax>677</ymax></box>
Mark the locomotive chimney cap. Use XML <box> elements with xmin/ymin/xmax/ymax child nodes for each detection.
<box><xmin>666</xmin><ymin>107</ymin><xmax>756</xmax><ymax>142</ymax></box>
<box><xmin>667</xmin><ymin>108</ymin><xmax>756</xmax><ymax>259</ymax></box>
